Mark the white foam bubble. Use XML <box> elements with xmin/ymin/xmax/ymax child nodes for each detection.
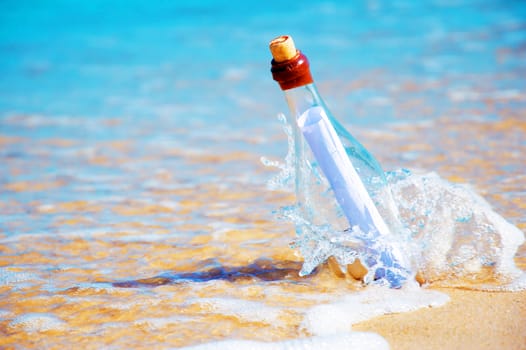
<box><xmin>187</xmin><ymin>298</ymin><xmax>283</xmax><ymax>325</ymax></box>
<box><xmin>134</xmin><ymin>315</ymin><xmax>192</xmax><ymax>330</ymax></box>
<box><xmin>9</xmin><ymin>313</ymin><xmax>67</xmax><ymax>332</ymax></box>
<box><xmin>179</xmin><ymin>332</ymin><xmax>389</xmax><ymax>350</ymax></box>
<box><xmin>109</xmin><ymin>298</ymin><xmax>161</xmax><ymax>310</ymax></box>
<box><xmin>0</xmin><ymin>309</ymin><xmax>13</xmax><ymax>320</ymax></box>
<box><xmin>477</xmin><ymin>272</ymin><xmax>526</xmax><ymax>292</ymax></box>
<box><xmin>302</xmin><ymin>284</ymin><xmax>449</xmax><ymax>336</ymax></box>
<box><xmin>0</xmin><ymin>267</ymin><xmax>38</xmax><ymax>285</ymax></box>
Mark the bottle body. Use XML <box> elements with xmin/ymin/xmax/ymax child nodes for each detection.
<box><xmin>283</xmin><ymin>84</ymin><xmax>387</xmax><ymax>231</ymax></box>
<box><xmin>283</xmin><ymin>83</ymin><xmax>410</xmax><ymax>288</ymax></box>
<box><xmin>284</xmin><ymin>84</ymin><xmax>387</xmax><ymax>204</ymax></box>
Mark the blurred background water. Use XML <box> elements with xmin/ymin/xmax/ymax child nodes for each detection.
<box><xmin>2</xmin><ymin>1</ymin><xmax>525</xmax><ymax>127</ymax></box>
<box><xmin>1</xmin><ymin>0</ymin><xmax>525</xmax><ymax>233</ymax></box>
<box><xmin>1</xmin><ymin>0</ymin><xmax>525</xmax><ymax>348</ymax></box>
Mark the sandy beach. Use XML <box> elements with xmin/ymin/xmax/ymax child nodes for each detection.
<box><xmin>355</xmin><ymin>288</ymin><xmax>526</xmax><ymax>350</ymax></box>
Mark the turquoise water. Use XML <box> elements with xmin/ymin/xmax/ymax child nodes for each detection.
<box><xmin>1</xmin><ymin>1</ymin><xmax>526</xmax><ymax>348</ymax></box>
<box><xmin>2</xmin><ymin>0</ymin><xmax>525</xmax><ymax>126</ymax></box>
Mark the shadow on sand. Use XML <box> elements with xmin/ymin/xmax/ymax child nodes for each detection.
<box><xmin>113</xmin><ymin>258</ymin><xmax>311</xmax><ymax>288</ymax></box>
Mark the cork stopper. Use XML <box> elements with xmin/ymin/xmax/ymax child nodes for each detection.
<box><xmin>269</xmin><ymin>35</ymin><xmax>298</xmax><ymax>62</ymax></box>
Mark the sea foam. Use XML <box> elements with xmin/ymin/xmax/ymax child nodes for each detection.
<box><xmin>302</xmin><ymin>284</ymin><xmax>449</xmax><ymax>336</ymax></box>
<box><xmin>186</xmin><ymin>297</ymin><xmax>284</xmax><ymax>325</ymax></box>
<box><xmin>379</xmin><ymin>170</ymin><xmax>525</xmax><ymax>290</ymax></box>
<box><xmin>176</xmin><ymin>281</ymin><xmax>448</xmax><ymax>349</ymax></box>
<box><xmin>179</xmin><ymin>332</ymin><xmax>389</xmax><ymax>350</ymax></box>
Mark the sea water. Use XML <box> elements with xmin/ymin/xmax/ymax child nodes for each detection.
<box><xmin>1</xmin><ymin>0</ymin><xmax>526</xmax><ymax>349</ymax></box>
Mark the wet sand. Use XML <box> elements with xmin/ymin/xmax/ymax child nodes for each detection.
<box><xmin>354</xmin><ymin>288</ymin><xmax>526</xmax><ymax>350</ymax></box>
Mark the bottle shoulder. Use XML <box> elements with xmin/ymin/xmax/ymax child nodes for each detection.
<box><xmin>284</xmin><ymin>83</ymin><xmax>387</xmax><ymax>189</ymax></box>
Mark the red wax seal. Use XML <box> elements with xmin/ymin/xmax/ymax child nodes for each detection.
<box><xmin>271</xmin><ymin>51</ymin><xmax>314</xmax><ymax>90</ymax></box>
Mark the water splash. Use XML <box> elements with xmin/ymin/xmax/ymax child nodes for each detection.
<box><xmin>379</xmin><ymin>170</ymin><xmax>525</xmax><ymax>290</ymax></box>
<box><xmin>263</xmin><ymin>115</ymin><xmax>526</xmax><ymax>290</ymax></box>
<box><xmin>261</xmin><ymin>113</ymin><xmax>296</xmax><ymax>191</ymax></box>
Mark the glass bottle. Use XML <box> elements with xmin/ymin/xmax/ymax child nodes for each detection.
<box><xmin>269</xmin><ymin>35</ymin><xmax>410</xmax><ymax>288</ymax></box>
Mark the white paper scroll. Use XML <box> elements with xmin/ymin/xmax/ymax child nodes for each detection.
<box><xmin>297</xmin><ymin>106</ymin><xmax>390</xmax><ymax>237</ymax></box>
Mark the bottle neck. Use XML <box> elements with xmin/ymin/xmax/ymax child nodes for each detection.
<box><xmin>283</xmin><ymin>82</ymin><xmax>388</xmax><ymax>193</ymax></box>
<box><xmin>271</xmin><ymin>49</ymin><xmax>321</xmax><ymax>119</ymax></box>
<box><xmin>283</xmin><ymin>84</ymin><xmax>323</xmax><ymax>120</ymax></box>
